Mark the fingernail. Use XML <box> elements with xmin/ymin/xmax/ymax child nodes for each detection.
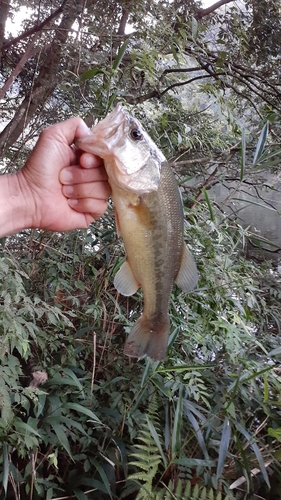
<box><xmin>60</xmin><ymin>168</ymin><xmax>73</xmax><ymax>183</ymax></box>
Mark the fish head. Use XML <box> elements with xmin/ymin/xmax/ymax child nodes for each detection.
<box><xmin>76</xmin><ymin>104</ymin><xmax>165</xmax><ymax>194</ymax></box>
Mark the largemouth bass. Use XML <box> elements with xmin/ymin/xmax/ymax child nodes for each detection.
<box><xmin>76</xmin><ymin>105</ymin><xmax>198</xmax><ymax>360</ymax></box>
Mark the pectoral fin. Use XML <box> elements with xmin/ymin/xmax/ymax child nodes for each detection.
<box><xmin>114</xmin><ymin>260</ymin><xmax>139</xmax><ymax>296</ymax></box>
<box><xmin>175</xmin><ymin>244</ymin><xmax>198</xmax><ymax>292</ymax></box>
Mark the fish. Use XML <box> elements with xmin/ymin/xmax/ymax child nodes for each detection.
<box><xmin>75</xmin><ymin>104</ymin><xmax>198</xmax><ymax>361</ymax></box>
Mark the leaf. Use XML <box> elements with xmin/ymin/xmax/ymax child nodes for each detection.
<box><xmin>151</xmin><ymin>376</ymin><xmax>171</xmax><ymax>398</ymax></box>
<box><xmin>268</xmin><ymin>427</ymin><xmax>281</xmax><ymax>442</ymax></box>
<box><xmin>240</xmin><ymin>128</ymin><xmax>246</xmax><ymax>180</ymax></box>
<box><xmin>253</xmin><ymin>122</ymin><xmax>269</xmax><ymax>166</ymax></box>
<box><xmin>203</xmin><ymin>188</ymin><xmax>214</xmax><ymax>221</ymax></box>
<box><xmin>15</xmin><ymin>419</ymin><xmax>41</xmax><ymax>437</ymax></box>
<box><xmin>80</xmin><ymin>67</ymin><xmax>110</xmax><ymax>81</ymax></box>
<box><xmin>146</xmin><ymin>416</ymin><xmax>168</xmax><ymax>468</ymax></box>
<box><xmin>173</xmin><ymin>457</ymin><xmax>215</xmax><ymax>467</ymax></box>
<box><xmin>232</xmin><ymin>197</ymin><xmax>277</xmax><ymax>212</ymax></box>
<box><xmin>192</xmin><ymin>17</ymin><xmax>198</xmax><ymax>39</ymax></box>
<box><xmin>46</xmin><ymin>417</ymin><xmax>73</xmax><ymax>460</ymax></box>
<box><xmin>216</xmin><ymin>417</ymin><xmax>231</xmax><ymax>480</ymax></box>
<box><xmin>2</xmin><ymin>442</ymin><xmax>9</xmax><ymax>494</ymax></box>
<box><xmin>263</xmin><ymin>372</ymin><xmax>269</xmax><ymax>403</ymax></box>
<box><xmin>157</xmin><ymin>364</ymin><xmax>213</xmax><ymax>373</ymax></box>
<box><xmin>112</xmin><ymin>436</ymin><xmax>129</xmax><ymax>477</ymax></box>
<box><xmin>141</xmin><ymin>357</ymin><xmax>152</xmax><ymax>388</ymax></box>
<box><xmin>234</xmin><ymin>420</ymin><xmax>270</xmax><ymax>489</ymax></box>
<box><xmin>167</xmin><ymin>326</ymin><xmax>180</xmax><ymax>351</ymax></box>
<box><xmin>171</xmin><ymin>385</ymin><xmax>183</xmax><ymax>457</ymax></box>
<box><xmin>92</xmin><ymin>459</ymin><xmax>113</xmax><ymax>499</ymax></box>
<box><xmin>63</xmin><ymin>402</ymin><xmax>103</xmax><ymax>424</ymax></box>
<box><xmin>112</xmin><ymin>39</ymin><xmax>130</xmax><ymax>71</ymax></box>
<box><xmin>184</xmin><ymin>408</ymin><xmax>209</xmax><ymax>459</ymax></box>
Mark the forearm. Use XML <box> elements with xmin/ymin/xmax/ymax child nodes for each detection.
<box><xmin>0</xmin><ymin>172</ymin><xmax>35</xmax><ymax>237</ymax></box>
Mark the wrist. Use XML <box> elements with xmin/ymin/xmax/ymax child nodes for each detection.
<box><xmin>0</xmin><ymin>171</ymin><xmax>37</xmax><ymax>237</ymax></box>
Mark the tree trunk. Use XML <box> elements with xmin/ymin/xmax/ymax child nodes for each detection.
<box><xmin>0</xmin><ymin>0</ymin><xmax>9</xmax><ymax>52</ymax></box>
<box><xmin>0</xmin><ymin>0</ymin><xmax>82</xmax><ymax>158</ymax></box>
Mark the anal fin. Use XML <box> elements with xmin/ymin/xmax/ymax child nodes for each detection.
<box><xmin>175</xmin><ymin>244</ymin><xmax>198</xmax><ymax>292</ymax></box>
<box><xmin>114</xmin><ymin>260</ymin><xmax>139</xmax><ymax>296</ymax></box>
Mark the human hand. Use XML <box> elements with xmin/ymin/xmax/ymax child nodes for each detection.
<box><xmin>17</xmin><ymin>117</ymin><xmax>110</xmax><ymax>232</ymax></box>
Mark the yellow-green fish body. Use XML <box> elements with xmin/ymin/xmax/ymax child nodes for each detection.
<box><xmin>76</xmin><ymin>105</ymin><xmax>198</xmax><ymax>360</ymax></box>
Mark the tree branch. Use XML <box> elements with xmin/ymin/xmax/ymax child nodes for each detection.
<box><xmin>0</xmin><ymin>0</ymin><xmax>10</xmax><ymax>52</ymax></box>
<box><xmin>1</xmin><ymin>0</ymin><xmax>68</xmax><ymax>52</ymax></box>
<box><xmin>112</xmin><ymin>8</ymin><xmax>130</xmax><ymax>52</ymax></box>
<box><xmin>0</xmin><ymin>0</ymin><xmax>82</xmax><ymax>157</ymax></box>
<box><xmin>196</xmin><ymin>0</ymin><xmax>234</xmax><ymax>19</ymax></box>
<box><xmin>0</xmin><ymin>36</ymin><xmax>40</xmax><ymax>99</ymax></box>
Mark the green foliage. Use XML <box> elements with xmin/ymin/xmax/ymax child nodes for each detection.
<box><xmin>1</xmin><ymin>194</ymin><xmax>281</xmax><ymax>498</ymax></box>
<box><xmin>1</xmin><ymin>1</ymin><xmax>281</xmax><ymax>498</ymax></box>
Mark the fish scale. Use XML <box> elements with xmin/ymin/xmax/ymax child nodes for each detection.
<box><xmin>76</xmin><ymin>105</ymin><xmax>198</xmax><ymax>361</ymax></box>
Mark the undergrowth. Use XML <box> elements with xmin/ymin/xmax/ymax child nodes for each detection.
<box><xmin>0</xmin><ymin>204</ymin><xmax>281</xmax><ymax>499</ymax></box>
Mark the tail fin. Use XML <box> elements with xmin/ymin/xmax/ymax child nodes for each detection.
<box><xmin>124</xmin><ymin>315</ymin><xmax>170</xmax><ymax>361</ymax></box>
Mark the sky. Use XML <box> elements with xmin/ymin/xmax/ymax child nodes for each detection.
<box><xmin>202</xmin><ymin>0</ymin><xmax>218</xmax><ymax>6</ymax></box>
<box><xmin>5</xmin><ymin>1</ymin><xmax>227</xmax><ymax>37</ymax></box>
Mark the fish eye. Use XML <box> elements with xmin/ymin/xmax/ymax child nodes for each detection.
<box><xmin>130</xmin><ymin>128</ymin><xmax>143</xmax><ymax>141</ymax></box>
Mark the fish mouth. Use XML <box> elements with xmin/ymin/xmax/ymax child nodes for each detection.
<box><xmin>95</xmin><ymin>104</ymin><xmax>126</xmax><ymax>143</ymax></box>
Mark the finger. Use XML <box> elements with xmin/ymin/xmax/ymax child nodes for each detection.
<box><xmin>68</xmin><ymin>198</ymin><xmax>108</xmax><ymax>218</ymax></box>
<box><xmin>60</xmin><ymin>164</ymin><xmax>108</xmax><ymax>185</ymax></box>
<box><xmin>42</xmin><ymin>117</ymin><xmax>92</xmax><ymax>147</ymax></box>
<box><xmin>80</xmin><ymin>152</ymin><xmax>103</xmax><ymax>169</ymax></box>
<box><xmin>62</xmin><ymin>180</ymin><xmax>111</xmax><ymax>200</ymax></box>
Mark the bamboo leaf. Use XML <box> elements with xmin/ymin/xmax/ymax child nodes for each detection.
<box><xmin>63</xmin><ymin>402</ymin><xmax>103</xmax><ymax>424</ymax></box>
<box><xmin>141</xmin><ymin>357</ymin><xmax>152</xmax><ymax>388</ymax></box>
<box><xmin>253</xmin><ymin>122</ymin><xmax>269</xmax><ymax>166</ymax></box>
<box><xmin>47</xmin><ymin>418</ymin><xmax>73</xmax><ymax>460</ymax></box>
<box><xmin>146</xmin><ymin>416</ymin><xmax>168</xmax><ymax>468</ymax></box>
<box><xmin>80</xmin><ymin>67</ymin><xmax>110</xmax><ymax>82</ymax></box>
<box><xmin>216</xmin><ymin>417</ymin><xmax>231</xmax><ymax>480</ymax></box>
<box><xmin>184</xmin><ymin>408</ymin><xmax>209</xmax><ymax>459</ymax></box>
<box><xmin>92</xmin><ymin>460</ymin><xmax>113</xmax><ymax>499</ymax></box>
<box><xmin>203</xmin><ymin>188</ymin><xmax>214</xmax><ymax>221</ymax></box>
<box><xmin>234</xmin><ymin>420</ymin><xmax>270</xmax><ymax>488</ymax></box>
<box><xmin>157</xmin><ymin>364</ymin><xmax>213</xmax><ymax>373</ymax></box>
<box><xmin>171</xmin><ymin>386</ymin><xmax>183</xmax><ymax>457</ymax></box>
<box><xmin>112</xmin><ymin>39</ymin><xmax>129</xmax><ymax>71</ymax></box>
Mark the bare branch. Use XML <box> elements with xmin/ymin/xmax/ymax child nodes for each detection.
<box><xmin>0</xmin><ymin>0</ymin><xmax>10</xmax><ymax>52</ymax></box>
<box><xmin>2</xmin><ymin>0</ymin><xmax>68</xmax><ymax>52</ymax></box>
<box><xmin>0</xmin><ymin>0</ymin><xmax>82</xmax><ymax>157</ymax></box>
<box><xmin>0</xmin><ymin>36</ymin><xmax>50</xmax><ymax>99</ymax></box>
<box><xmin>196</xmin><ymin>0</ymin><xmax>235</xmax><ymax>19</ymax></box>
<box><xmin>112</xmin><ymin>8</ymin><xmax>130</xmax><ymax>52</ymax></box>
<box><xmin>160</xmin><ymin>73</ymin><xmax>221</xmax><ymax>97</ymax></box>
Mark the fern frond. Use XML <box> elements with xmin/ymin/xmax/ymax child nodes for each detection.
<box><xmin>153</xmin><ymin>479</ymin><xmax>238</xmax><ymax>500</ymax></box>
<box><xmin>126</xmin><ymin>395</ymin><xmax>166</xmax><ymax>498</ymax></box>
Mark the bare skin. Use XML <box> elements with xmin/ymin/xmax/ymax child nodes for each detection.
<box><xmin>0</xmin><ymin>117</ymin><xmax>111</xmax><ymax>237</ymax></box>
